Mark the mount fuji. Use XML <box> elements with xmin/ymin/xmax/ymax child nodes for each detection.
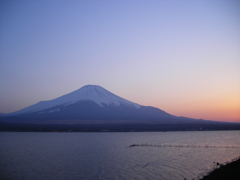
<box><xmin>1</xmin><ymin>85</ymin><xmax>238</xmax><ymax>131</ymax></box>
<box><xmin>11</xmin><ymin>85</ymin><xmax>142</xmax><ymax>115</ymax></box>
<box><xmin>4</xmin><ymin>85</ymin><xmax>175</xmax><ymax>121</ymax></box>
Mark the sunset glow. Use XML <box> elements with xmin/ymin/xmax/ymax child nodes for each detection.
<box><xmin>0</xmin><ymin>0</ymin><xmax>239</xmax><ymax>122</ymax></box>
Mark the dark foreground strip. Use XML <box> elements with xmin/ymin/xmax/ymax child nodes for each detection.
<box><xmin>200</xmin><ymin>157</ymin><xmax>240</xmax><ymax>180</ymax></box>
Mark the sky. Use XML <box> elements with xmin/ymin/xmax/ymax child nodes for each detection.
<box><xmin>0</xmin><ymin>0</ymin><xmax>240</xmax><ymax>122</ymax></box>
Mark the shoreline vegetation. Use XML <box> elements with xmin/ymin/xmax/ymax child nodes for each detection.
<box><xmin>199</xmin><ymin>157</ymin><xmax>240</xmax><ymax>180</ymax></box>
<box><xmin>1</xmin><ymin>122</ymin><xmax>240</xmax><ymax>132</ymax></box>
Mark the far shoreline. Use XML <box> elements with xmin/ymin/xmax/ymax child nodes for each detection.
<box><xmin>0</xmin><ymin>129</ymin><xmax>240</xmax><ymax>132</ymax></box>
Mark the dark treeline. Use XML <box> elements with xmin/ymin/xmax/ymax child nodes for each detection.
<box><xmin>1</xmin><ymin>122</ymin><xmax>240</xmax><ymax>132</ymax></box>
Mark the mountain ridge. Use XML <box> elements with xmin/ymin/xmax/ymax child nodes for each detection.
<box><xmin>2</xmin><ymin>85</ymin><xmax>239</xmax><ymax>132</ymax></box>
<box><xmin>10</xmin><ymin>85</ymin><xmax>141</xmax><ymax>115</ymax></box>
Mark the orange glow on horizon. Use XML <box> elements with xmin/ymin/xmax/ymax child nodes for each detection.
<box><xmin>151</xmin><ymin>92</ymin><xmax>240</xmax><ymax>122</ymax></box>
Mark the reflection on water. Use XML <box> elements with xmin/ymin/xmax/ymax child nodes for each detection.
<box><xmin>0</xmin><ymin>131</ymin><xmax>239</xmax><ymax>180</ymax></box>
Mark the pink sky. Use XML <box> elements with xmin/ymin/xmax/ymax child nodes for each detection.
<box><xmin>0</xmin><ymin>1</ymin><xmax>239</xmax><ymax>122</ymax></box>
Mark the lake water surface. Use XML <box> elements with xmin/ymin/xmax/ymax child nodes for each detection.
<box><xmin>0</xmin><ymin>131</ymin><xmax>239</xmax><ymax>180</ymax></box>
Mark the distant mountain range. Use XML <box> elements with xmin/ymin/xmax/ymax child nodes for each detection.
<box><xmin>0</xmin><ymin>85</ymin><xmax>239</xmax><ymax>131</ymax></box>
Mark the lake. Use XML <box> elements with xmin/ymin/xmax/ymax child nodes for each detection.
<box><xmin>0</xmin><ymin>131</ymin><xmax>239</xmax><ymax>180</ymax></box>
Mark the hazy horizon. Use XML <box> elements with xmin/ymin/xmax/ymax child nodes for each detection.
<box><xmin>0</xmin><ymin>0</ymin><xmax>239</xmax><ymax>122</ymax></box>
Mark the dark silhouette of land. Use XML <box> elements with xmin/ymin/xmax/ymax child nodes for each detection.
<box><xmin>0</xmin><ymin>121</ymin><xmax>240</xmax><ymax>132</ymax></box>
<box><xmin>200</xmin><ymin>157</ymin><xmax>240</xmax><ymax>180</ymax></box>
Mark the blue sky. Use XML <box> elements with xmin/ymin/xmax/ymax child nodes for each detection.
<box><xmin>0</xmin><ymin>0</ymin><xmax>239</xmax><ymax>122</ymax></box>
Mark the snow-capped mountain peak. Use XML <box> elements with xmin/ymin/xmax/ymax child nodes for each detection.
<box><xmin>57</xmin><ymin>85</ymin><xmax>141</xmax><ymax>108</ymax></box>
<box><xmin>11</xmin><ymin>85</ymin><xmax>141</xmax><ymax>114</ymax></box>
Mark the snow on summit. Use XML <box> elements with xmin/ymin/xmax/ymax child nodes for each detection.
<box><xmin>11</xmin><ymin>85</ymin><xmax>141</xmax><ymax>114</ymax></box>
<box><xmin>72</xmin><ymin>85</ymin><xmax>141</xmax><ymax>108</ymax></box>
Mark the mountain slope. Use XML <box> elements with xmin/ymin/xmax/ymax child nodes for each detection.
<box><xmin>11</xmin><ymin>85</ymin><xmax>141</xmax><ymax>115</ymax></box>
<box><xmin>1</xmin><ymin>85</ymin><xmax>228</xmax><ymax>129</ymax></box>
